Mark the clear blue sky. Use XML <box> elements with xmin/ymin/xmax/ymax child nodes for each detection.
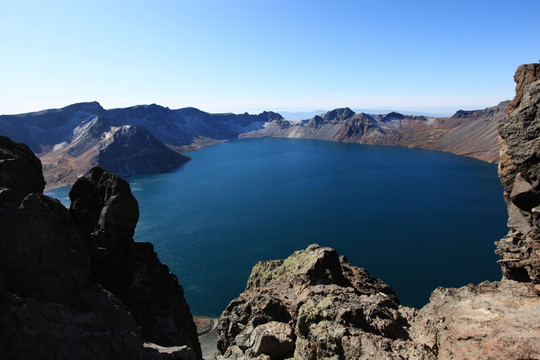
<box><xmin>1</xmin><ymin>0</ymin><xmax>539</xmax><ymax>115</ymax></box>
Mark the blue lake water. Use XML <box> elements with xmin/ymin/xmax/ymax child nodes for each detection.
<box><xmin>46</xmin><ymin>138</ymin><xmax>508</xmax><ymax>317</ymax></box>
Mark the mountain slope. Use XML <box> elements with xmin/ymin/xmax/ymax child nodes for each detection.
<box><xmin>39</xmin><ymin>116</ymin><xmax>190</xmax><ymax>188</ymax></box>
<box><xmin>0</xmin><ymin>103</ymin><xmax>283</xmax><ymax>188</ymax></box>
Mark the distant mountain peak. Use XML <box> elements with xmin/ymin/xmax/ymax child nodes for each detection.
<box><xmin>61</xmin><ymin>101</ymin><xmax>104</xmax><ymax>113</ymax></box>
<box><xmin>321</xmin><ymin>107</ymin><xmax>356</xmax><ymax>121</ymax></box>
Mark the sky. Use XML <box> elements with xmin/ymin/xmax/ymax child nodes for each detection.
<box><xmin>1</xmin><ymin>0</ymin><xmax>539</xmax><ymax>116</ymax></box>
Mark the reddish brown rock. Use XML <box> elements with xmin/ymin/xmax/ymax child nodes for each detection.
<box><xmin>507</xmin><ymin>63</ymin><xmax>540</xmax><ymax>115</ymax></box>
<box><xmin>410</xmin><ymin>281</ymin><xmax>540</xmax><ymax>360</ymax></box>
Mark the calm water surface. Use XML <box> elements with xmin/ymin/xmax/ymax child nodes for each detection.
<box><xmin>47</xmin><ymin>138</ymin><xmax>507</xmax><ymax>317</ymax></box>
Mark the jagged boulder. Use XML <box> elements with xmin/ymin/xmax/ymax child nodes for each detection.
<box><xmin>507</xmin><ymin>63</ymin><xmax>540</xmax><ymax>114</ymax></box>
<box><xmin>497</xmin><ymin>64</ymin><xmax>540</xmax><ymax>287</ymax></box>
<box><xmin>216</xmin><ymin>244</ymin><xmax>435</xmax><ymax>360</ymax></box>
<box><xmin>69</xmin><ymin>167</ymin><xmax>202</xmax><ymax>359</ymax></box>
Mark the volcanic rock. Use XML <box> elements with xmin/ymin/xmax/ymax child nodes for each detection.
<box><xmin>216</xmin><ymin>244</ymin><xmax>435</xmax><ymax>360</ymax></box>
<box><xmin>507</xmin><ymin>63</ymin><xmax>540</xmax><ymax>114</ymax></box>
<box><xmin>0</xmin><ymin>137</ymin><xmax>146</xmax><ymax>359</ymax></box>
<box><xmin>496</xmin><ymin>64</ymin><xmax>540</xmax><ymax>286</ymax></box>
<box><xmin>0</xmin><ymin>135</ymin><xmax>45</xmax><ymax>197</ymax></box>
<box><xmin>69</xmin><ymin>166</ymin><xmax>202</xmax><ymax>358</ymax></box>
<box><xmin>410</xmin><ymin>280</ymin><xmax>540</xmax><ymax>360</ymax></box>
<box><xmin>0</xmin><ymin>138</ymin><xmax>202</xmax><ymax>359</ymax></box>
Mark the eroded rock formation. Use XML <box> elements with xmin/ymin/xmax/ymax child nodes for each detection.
<box><xmin>496</xmin><ymin>63</ymin><xmax>540</xmax><ymax>287</ymax></box>
<box><xmin>69</xmin><ymin>167</ymin><xmax>202</xmax><ymax>356</ymax></box>
<box><xmin>0</xmin><ymin>136</ymin><xmax>201</xmax><ymax>359</ymax></box>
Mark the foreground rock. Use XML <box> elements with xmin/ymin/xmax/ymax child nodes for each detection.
<box><xmin>411</xmin><ymin>280</ymin><xmax>540</xmax><ymax>359</ymax></box>
<box><xmin>69</xmin><ymin>167</ymin><xmax>201</xmax><ymax>356</ymax></box>
<box><xmin>216</xmin><ymin>244</ymin><xmax>435</xmax><ymax>359</ymax></box>
<box><xmin>0</xmin><ymin>136</ymin><xmax>201</xmax><ymax>359</ymax></box>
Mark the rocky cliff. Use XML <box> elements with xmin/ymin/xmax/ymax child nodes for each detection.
<box><xmin>215</xmin><ymin>64</ymin><xmax>540</xmax><ymax>360</ymax></box>
<box><xmin>243</xmin><ymin>102</ymin><xmax>508</xmax><ymax>164</ymax></box>
<box><xmin>0</xmin><ymin>135</ymin><xmax>202</xmax><ymax>359</ymax></box>
<box><xmin>496</xmin><ymin>63</ymin><xmax>540</xmax><ymax>287</ymax></box>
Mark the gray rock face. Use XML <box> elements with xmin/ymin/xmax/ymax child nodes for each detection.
<box><xmin>496</xmin><ymin>64</ymin><xmax>540</xmax><ymax>287</ymax></box>
<box><xmin>216</xmin><ymin>244</ymin><xmax>435</xmax><ymax>360</ymax></box>
<box><xmin>69</xmin><ymin>167</ymin><xmax>202</xmax><ymax>358</ymax></box>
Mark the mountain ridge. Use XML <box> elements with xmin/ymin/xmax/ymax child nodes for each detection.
<box><xmin>1</xmin><ymin>101</ymin><xmax>507</xmax><ymax>189</ymax></box>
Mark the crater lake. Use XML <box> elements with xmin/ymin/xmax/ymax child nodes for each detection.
<box><xmin>46</xmin><ymin>137</ymin><xmax>508</xmax><ymax>317</ymax></box>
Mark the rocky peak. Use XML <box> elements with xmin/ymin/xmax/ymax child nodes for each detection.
<box><xmin>62</xmin><ymin>101</ymin><xmax>105</xmax><ymax>114</ymax></box>
<box><xmin>321</xmin><ymin>107</ymin><xmax>356</xmax><ymax>121</ymax></box>
<box><xmin>382</xmin><ymin>111</ymin><xmax>405</xmax><ymax>121</ymax></box>
<box><xmin>496</xmin><ymin>63</ymin><xmax>540</xmax><ymax>287</ymax></box>
<box><xmin>216</xmin><ymin>244</ymin><xmax>433</xmax><ymax>359</ymax></box>
<box><xmin>508</xmin><ymin>63</ymin><xmax>540</xmax><ymax>115</ymax></box>
<box><xmin>69</xmin><ymin>167</ymin><xmax>202</xmax><ymax>357</ymax></box>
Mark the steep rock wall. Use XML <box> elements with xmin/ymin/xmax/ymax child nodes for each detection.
<box><xmin>496</xmin><ymin>64</ymin><xmax>540</xmax><ymax>287</ymax></box>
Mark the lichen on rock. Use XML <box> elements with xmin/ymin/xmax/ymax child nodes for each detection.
<box><xmin>216</xmin><ymin>244</ymin><xmax>434</xmax><ymax>360</ymax></box>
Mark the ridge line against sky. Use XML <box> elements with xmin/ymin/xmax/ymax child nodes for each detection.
<box><xmin>1</xmin><ymin>0</ymin><xmax>539</xmax><ymax>116</ymax></box>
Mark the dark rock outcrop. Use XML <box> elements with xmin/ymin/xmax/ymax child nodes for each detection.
<box><xmin>216</xmin><ymin>244</ymin><xmax>434</xmax><ymax>360</ymax></box>
<box><xmin>496</xmin><ymin>64</ymin><xmax>540</xmax><ymax>288</ymax></box>
<box><xmin>0</xmin><ymin>135</ymin><xmax>45</xmax><ymax>197</ymax></box>
<box><xmin>69</xmin><ymin>167</ymin><xmax>202</xmax><ymax>358</ymax></box>
<box><xmin>0</xmin><ymin>138</ymin><xmax>145</xmax><ymax>359</ymax></box>
<box><xmin>0</xmin><ymin>138</ymin><xmax>201</xmax><ymax>359</ymax></box>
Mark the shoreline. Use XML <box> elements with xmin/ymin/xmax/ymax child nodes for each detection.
<box><xmin>194</xmin><ymin>317</ymin><xmax>219</xmax><ymax>359</ymax></box>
